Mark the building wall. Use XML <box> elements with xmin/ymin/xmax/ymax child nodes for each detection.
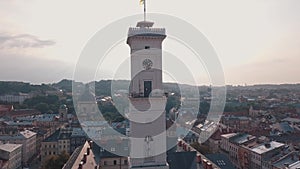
<box><xmin>220</xmin><ymin>136</ymin><xmax>230</xmax><ymax>152</ymax></box>
<box><xmin>238</xmin><ymin>146</ymin><xmax>251</xmax><ymax>169</ymax></box>
<box><xmin>41</xmin><ymin>141</ymin><xmax>58</xmax><ymax>162</ymax></box>
<box><xmin>208</xmin><ymin>138</ymin><xmax>220</xmax><ymax>153</ymax></box>
<box><xmin>229</xmin><ymin>142</ymin><xmax>239</xmax><ymax>168</ymax></box>
<box><xmin>0</xmin><ymin>95</ymin><xmax>31</xmax><ymax>104</ymax></box>
<box><xmin>8</xmin><ymin>146</ymin><xmax>22</xmax><ymax>169</ymax></box>
<box><xmin>250</xmin><ymin>152</ymin><xmax>262</xmax><ymax>169</ymax></box>
<box><xmin>0</xmin><ymin>144</ymin><xmax>22</xmax><ymax>169</ymax></box>
<box><xmin>58</xmin><ymin>139</ymin><xmax>70</xmax><ymax>154</ymax></box>
<box><xmin>100</xmin><ymin>157</ymin><xmax>128</xmax><ymax>169</ymax></box>
<box><xmin>0</xmin><ymin>133</ymin><xmax>36</xmax><ymax>165</ymax></box>
<box><xmin>129</xmin><ymin>99</ymin><xmax>167</xmax><ymax>167</ymax></box>
<box><xmin>20</xmin><ymin>133</ymin><xmax>36</xmax><ymax>165</ymax></box>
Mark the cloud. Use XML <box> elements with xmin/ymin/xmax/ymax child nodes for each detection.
<box><xmin>0</xmin><ymin>33</ymin><xmax>55</xmax><ymax>49</ymax></box>
<box><xmin>0</xmin><ymin>53</ymin><xmax>73</xmax><ymax>84</ymax></box>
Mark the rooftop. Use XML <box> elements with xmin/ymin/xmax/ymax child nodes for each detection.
<box><xmin>63</xmin><ymin>141</ymin><xmax>99</xmax><ymax>169</ymax></box>
<box><xmin>272</xmin><ymin>152</ymin><xmax>300</xmax><ymax>169</ymax></box>
<box><xmin>0</xmin><ymin>143</ymin><xmax>22</xmax><ymax>153</ymax></box>
<box><xmin>17</xmin><ymin>114</ymin><xmax>58</xmax><ymax>122</ymax></box>
<box><xmin>221</xmin><ymin>133</ymin><xmax>238</xmax><ymax>139</ymax></box>
<box><xmin>71</xmin><ymin>128</ymin><xmax>86</xmax><ymax>137</ymax></box>
<box><xmin>44</xmin><ymin>130</ymin><xmax>60</xmax><ymax>142</ymax></box>
<box><xmin>168</xmin><ymin>151</ymin><xmax>197</xmax><ymax>169</ymax></box>
<box><xmin>128</xmin><ymin>21</ymin><xmax>166</xmax><ymax>37</ymax></box>
<box><xmin>288</xmin><ymin>161</ymin><xmax>300</xmax><ymax>169</ymax></box>
<box><xmin>282</xmin><ymin>117</ymin><xmax>300</xmax><ymax>123</ymax></box>
<box><xmin>0</xmin><ymin>130</ymin><xmax>36</xmax><ymax>140</ymax></box>
<box><xmin>251</xmin><ymin>141</ymin><xmax>285</xmax><ymax>154</ymax></box>
<box><xmin>230</xmin><ymin>133</ymin><xmax>256</xmax><ymax>144</ymax></box>
<box><xmin>20</xmin><ymin>130</ymin><xmax>36</xmax><ymax>138</ymax></box>
<box><xmin>205</xmin><ymin>153</ymin><xmax>235</xmax><ymax>169</ymax></box>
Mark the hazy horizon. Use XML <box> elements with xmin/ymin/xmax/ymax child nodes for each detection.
<box><xmin>1</xmin><ymin>0</ymin><xmax>300</xmax><ymax>85</ymax></box>
<box><xmin>1</xmin><ymin>78</ymin><xmax>300</xmax><ymax>87</ymax></box>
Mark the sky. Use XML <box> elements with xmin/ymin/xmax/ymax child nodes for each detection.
<box><xmin>0</xmin><ymin>0</ymin><xmax>299</xmax><ymax>85</ymax></box>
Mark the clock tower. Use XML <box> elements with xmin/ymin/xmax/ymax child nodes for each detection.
<box><xmin>127</xmin><ymin>21</ymin><xmax>169</xmax><ymax>169</ymax></box>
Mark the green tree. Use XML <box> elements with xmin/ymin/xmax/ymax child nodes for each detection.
<box><xmin>42</xmin><ymin>151</ymin><xmax>70</xmax><ymax>169</ymax></box>
<box><xmin>35</xmin><ymin>103</ymin><xmax>49</xmax><ymax>113</ymax></box>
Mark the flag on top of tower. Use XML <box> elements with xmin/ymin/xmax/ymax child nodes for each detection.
<box><xmin>140</xmin><ymin>0</ymin><xmax>144</xmax><ymax>5</ymax></box>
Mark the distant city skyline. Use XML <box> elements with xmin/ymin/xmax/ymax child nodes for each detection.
<box><xmin>0</xmin><ymin>0</ymin><xmax>299</xmax><ymax>85</ymax></box>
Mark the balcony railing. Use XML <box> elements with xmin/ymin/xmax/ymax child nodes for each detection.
<box><xmin>128</xmin><ymin>27</ymin><xmax>166</xmax><ymax>37</ymax></box>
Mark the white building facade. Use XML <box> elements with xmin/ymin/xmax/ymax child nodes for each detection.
<box><xmin>127</xmin><ymin>21</ymin><xmax>169</xmax><ymax>169</ymax></box>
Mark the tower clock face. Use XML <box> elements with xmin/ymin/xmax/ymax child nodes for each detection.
<box><xmin>142</xmin><ymin>59</ymin><xmax>153</xmax><ymax>70</ymax></box>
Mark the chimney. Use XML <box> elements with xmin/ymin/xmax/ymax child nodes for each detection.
<box><xmin>89</xmin><ymin>140</ymin><xmax>93</xmax><ymax>148</ymax></box>
<box><xmin>78</xmin><ymin>161</ymin><xmax>83</xmax><ymax>169</ymax></box>
<box><xmin>82</xmin><ymin>153</ymin><xmax>88</xmax><ymax>163</ymax></box>
<box><xmin>207</xmin><ymin>162</ymin><xmax>212</xmax><ymax>169</ymax></box>
<box><xmin>284</xmin><ymin>163</ymin><xmax>289</xmax><ymax>167</ymax></box>
<box><xmin>183</xmin><ymin>143</ymin><xmax>187</xmax><ymax>151</ymax></box>
<box><xmin>178</xmin><ymin>140</ymin><xmax>182</xmax><ymax>147</ymax></box>
<box><xmin>202</xmin><ymin>159</ymin><xmax>208</xmax><ymax>169</ymax></box>
<box><xmin>196</xmin><ymin>155</ymin><xmax>202</xmax><ymax>163</ymax></box>
<box><xmin>265</xmin><ymin>143</ymin><xmax>271</xmax><ymax>148</ymax></box>
<box><xmin>87</xmin><ymin>147</ymin><xmax>90</xmax><ymax>155</ymax></box>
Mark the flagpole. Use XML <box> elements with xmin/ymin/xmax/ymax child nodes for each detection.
<box><xmin>144</xmin><ymin>0</ymin><xmax>146</xmax><ymax>21</ymax></box>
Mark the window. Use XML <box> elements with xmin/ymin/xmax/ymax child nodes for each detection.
<box><xmin>111</xmin><ymin>147</ymin><xmax>115</xmax><ymax>152</ymax></box>
<box><xmin>104</xmin><ymin>161</ymin><xmax>107</xmax><ymax>166</ymax></box>
<box><xmin>124</xmin><ymin>160</ymin><xmax>128</xmax><ymax>165</ymax></box>
<box><xmin>113</xmin><ymin>160</ymin><xmax>117</xmax><ymax>165</ymax></box>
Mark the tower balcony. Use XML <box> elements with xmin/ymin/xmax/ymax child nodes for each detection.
<box><xmin>128</xmin><ymin>27</ymin><xmax>166</xmax><ymax>37</ymax></box>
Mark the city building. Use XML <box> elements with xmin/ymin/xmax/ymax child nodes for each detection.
<box><xmin>41</xmin><ymin>130</ymin><xmax>59</xmax><ymax>162</ymax></box>
<box><xmin>207</xmin><ymin>129</ymin><xmax>222</xmax><ymax>153</ymax></box>
<box><xmin>0</xmin><ymin>143</ymin><xmax>22</xmax><ymax>169</ymax></box>
<box><xmin>220</xmin><ymin>133</ymin><xmax>238</xmax><ymax>153</ymax></box>
<box><xmin>98</xmin><ymin>139</ymin><xmax>129</xmax><ymax>169</ymax></box>
<box><xmin>220</xmin><ymin>132</ymin><xmax>293</xmax><ymax>169</ymax></box>
<box><xmin>0</xmin><ymin>130</ymin><xmax>36</xmax><ymax>166</ymax></box>
<box><xmin>41</xmin><ymin>127</ymin><xmax>87</xmax><ymax>162</ymax></box>
<box><xmin>205</xmin><ymin>153</ymin><xmax>235</xmax><ymax>169</ymax></box>
<box><xmin>250</xmin><ymin>141</ymin><xmax>285</xmax><ymax>169</ymax></box>
<box><xmin>0</xmin><ymin>93</ymin><xmax>31</xmax><ymax>104</ymax></box>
